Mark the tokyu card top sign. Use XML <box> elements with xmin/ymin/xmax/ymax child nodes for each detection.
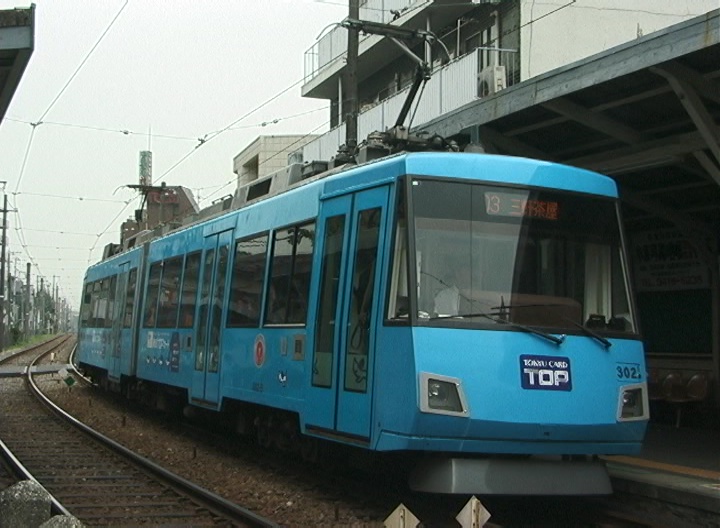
<box><xmin>520</xmin><ymin>355</ymin><xmax>572</xmax><ymax>391</ymax></box>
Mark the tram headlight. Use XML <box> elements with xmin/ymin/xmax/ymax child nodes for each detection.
<box><xmin>617</xmin><ymin>383</ymin><xmax>649</xmax><ymax>421</ymax></box>
<box><xmin>419</xmin><ymin>373</ymin><xmax>468</xmax><ymax>416</ymax></box>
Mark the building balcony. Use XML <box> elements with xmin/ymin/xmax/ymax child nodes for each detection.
<box><xmin>302</xmin><ymin>0</ymin><xmax>484</xmax><ymax>100</ymax></box>
<box><xmin>302</xmin><ymin>46</ymin><xmax>519</xmax><ymax>162</ymax></box>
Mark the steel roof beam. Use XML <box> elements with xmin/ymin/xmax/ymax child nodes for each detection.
<box><xmin>651</xmin><ymin>64</ymin><xmax>720</xmax><ymax>173</ymax></box>
<box><xmin>567</xmin><ymin>131</ymin><xmax>707</xmax><ymax>174</ymax></box>
<box><xmin>476</xmin><ymin>125</ymin><xmax>551</xmax><ymax>160</ymax></box>
<box><xmin>541</xmin><ymin>98</ymin><xmax>646</xmax><ymax>144</ymax></box>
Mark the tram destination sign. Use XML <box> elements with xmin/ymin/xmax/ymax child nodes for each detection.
<box><xmin>484</xmin><ymin>191</ymin><xmax>559</xmax><ymax>220</ymax></box>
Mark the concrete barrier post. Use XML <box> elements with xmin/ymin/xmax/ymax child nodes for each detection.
<box><xmin>0</xmin><ymin>480</ymin><xmax>51</xmax><ymax>528</ymax></box>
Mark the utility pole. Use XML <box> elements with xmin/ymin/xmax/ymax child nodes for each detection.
<box><xmin>54</xmin><ymin>283</ymin><xmax>59</xmax><ymax>334</ymax></box>
<box><xmin>344</xmin><ymin>0</ymin><xmax>359</xmax><ymax>153</ymax></box>
<box><xmin>338</xmin><ymin>17</ymin><xmax>452</xmax><ymax>156</ymax></box>
<box><xmin>0</xmin><ymin>191</ymin><xmax>7</xmax><ymax>350</ymax></box>
<box><xmin>24</xmin><ymin>262</ymin><xmax>30</xmax><ymax>339</ymax></box>
<box><xmin>40</xmin><ymin>277</ymin><xmax>45</xmax><ymax>335</ymax></box>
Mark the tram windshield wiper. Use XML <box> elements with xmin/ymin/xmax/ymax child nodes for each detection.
<box><xmin>488</xmin><ymin>300</ymin><xmax>613</xmax><ymax>349</ymax></box>
<box><xmin>428</xmin><ymin>311</ymin><xmax>565</xmax><ymax>346</ymax></box>
<box><xmin>562</xmin><ymin>318</ymin><xmax>612</xmax><ymax>349</ymax></box>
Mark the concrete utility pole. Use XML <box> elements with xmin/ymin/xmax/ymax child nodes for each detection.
<box><xmin>54</xmin><ymin>283</ymin><xmax>59</xmax><ymax>333</ymax></box>
<box><xmin>24</xmin><ymin>262</ymin><xmax>30</xmax><ymax>339</ymax></box>
<box><xmin>344</xmin><ymin>0</ymin><xmax>359</xmax><ymax>151</ymax></box>
<box><xmin>0</xmin><ymin>192</ymin><xmax>7</xmax><ymax>350</ymax></box>
<box><xmin>40</xmin><ymin>277</ymin><xmax>45</xmax><ymax>334</ymax></box>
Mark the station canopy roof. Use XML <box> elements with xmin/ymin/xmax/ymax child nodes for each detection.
<box><xmin>422</xmin><ymin>10</ymin><xmax>720</xmax><ymax>242</ymax></box>
<box><xmin>0</xmin><ymin>6</ymin><xmax>34</xmax><ymax>123</ymax></box>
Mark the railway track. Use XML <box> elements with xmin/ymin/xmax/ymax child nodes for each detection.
<box><xmin>0</xmin><ymin>336</ymin><xmax>277</xmax><ymax>527</ymax></box>
<box><xmin>2</xmin><ymin>337</ymin><xmax>707</xmax><ymax>527</ymax></box>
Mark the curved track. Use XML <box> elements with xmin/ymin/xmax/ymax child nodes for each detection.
<box><xmin>0</xmin><ymin>336</ymin><xmax>277</xmax><ymax>527</ymax></box>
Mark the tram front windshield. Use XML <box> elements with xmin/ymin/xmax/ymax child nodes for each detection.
<box><xmin>388</xmin><ymin>178</ymin><xmax>637</xmax><ymax>335</ymax></box>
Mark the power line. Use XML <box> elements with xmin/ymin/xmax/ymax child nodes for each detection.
<box><xmin>85</xmin><ymin>79</ymin><xmax>332</xmax><ymax>258</ymax></box>
<box><xmin>15</xmin><ymin>191</ymin><xmax>128</xmax><ymax>204</ymax></box>
<box><xmin>37</xmin><ymin>1</ymin><xmax>129</xmax><ymax>123</ymax></box>
<box><xmin>156</xmin><ymin>77</ymin><xmax>310</xmax><ymax>183</ymax></box>
<box><xmin>24</xmin><ymin>244</ymin><xmax>99</xmax><ymax>251</ymax></box>
<box><xmin>21</xmin><ymin>228</ymin><xmax>98</xmax><ymax>237</ymax></box>
<box><xmin>203</xmin><ymin>119</ymin><xmax>330</xmax><ymax>204</ymax></box>
<box><xmin>3</xmin><ymin>117</ymin><xmax>198</xmax><ymax>142</ymax></box>
<box><xmin>8</xmin><ymin>0</ymin><xmax>131</xmax><ymax>297</ymax></box>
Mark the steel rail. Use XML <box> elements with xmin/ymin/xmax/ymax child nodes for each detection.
<box><xmin>26</xmin><ymin>341</ymin><xmax>279</xmax><ymax>527</ymax></box>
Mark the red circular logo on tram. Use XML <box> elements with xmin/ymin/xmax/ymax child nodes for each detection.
<box><xmin>254</xmin><ymin>334</ymin><xmax>266</xmax><ymax>368</ymax></box>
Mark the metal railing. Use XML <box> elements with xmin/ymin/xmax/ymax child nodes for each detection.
<box><xmin>303</xmin><ymin>0</ymin><xmax>429</xmax><ymax>83</ymax></box>
<box><xmin>302</xmin><ymin>46</ymin><xmax>519</xmax><ymax>162</ymax></box>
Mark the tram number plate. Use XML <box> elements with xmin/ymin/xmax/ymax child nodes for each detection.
<box><xmin>520</xmin><ymin>355</ymin><xmax>572</xmax><ymax>391</ymax></box>
<box><xmin>615</xmin><ymin>362</ymin><xmax>642</xmax><ymax>381</ymax></box>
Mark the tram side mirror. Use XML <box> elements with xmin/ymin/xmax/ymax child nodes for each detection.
<box><xmin>586</xmin><ymin>314</ymin><xmax>606</xmax><ymax>329</ymax></box>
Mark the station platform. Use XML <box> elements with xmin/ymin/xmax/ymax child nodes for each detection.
<box><xmin>0</xmin><ymin>363</ymin><xmax>72</xmax><ymax>377</ymax></box>
<box><xmin>604</xmin><ymin>422</ymin><xmax>720</xmax><ymax>525</ymax></box>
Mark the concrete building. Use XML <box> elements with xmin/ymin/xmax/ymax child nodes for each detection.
<box><xmin>233</xmin><ymin>135</ymin><xmax>318</xmax><ymax>186</ymax></box>
<box><xmin>300</xmin><ymin>0</ymin><xmax>717</xmax><ymax>162</ymax></box>
<box><xmin>117</xmin><ymin>185</ymin><xmax>199</xmax><ymax>250</ymax></box>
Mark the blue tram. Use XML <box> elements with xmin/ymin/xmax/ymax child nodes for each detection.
<box><xmin>77</xmin><ymin>152</ymin><xmax>649</xmax><ymax>494</ymax></box>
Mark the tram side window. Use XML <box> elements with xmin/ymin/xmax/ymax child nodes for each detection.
<box><xmin>388</xmin><ymin>182</ymin><xmax>409</xmax><ymax>320</ymax></box>
<box><xmin>179</xmin><ymin>252</ymin><xmax>201</xmax><ymax>328</ymax></box>
<box><xmin>105</xmin><ymin>275</ymin><xmax>117</xmax><ymax>328</ymax></box>
<box><xmin>265</xmin><ymin>221</ymin><xmax>315</xmax><ymax>325</ymax></box>
<box><xmin>227</xmin><ymin>234</ymin><xmax>268</xmax><ymax>327</ymax></box>
<box><xmin>123</xmin><ymin>269</ymin><xmax>137</xmax><ymax>328</ymax></box>
<box><xmin>80</xmin><ymin>282</ymin><xmax>93</xmax><ymax>327</ymax></box>
<box><xmin>89</xmin><ymin>282</ymin><xmax>101</xmax><ymax>327</ymax></box>
<box><xmin>157</xmin><ymin>256</ymin><xmax>183</xmax><ymax>328</ymax></box>
<box><xmin>312</xmin><ymin>215</ymin><xmax>345</xmax><ymax>388</ymax></box>
<box><xmin>143</xmin><ymin>262</ymin><xmax>162</xmax><ymax>327</ymax></box>
<box><xmin>93</xmin><ymin>279</ymin><xmax>109</xmax><ymax>328</ymax></box>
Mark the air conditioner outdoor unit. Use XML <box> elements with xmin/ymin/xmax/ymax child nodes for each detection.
<box><xmin>477</xmin><ymin>65</ymin><xmax>507</xmax><ymax>98</ymax></box>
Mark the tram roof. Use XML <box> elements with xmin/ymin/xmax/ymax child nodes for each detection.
<box><xmin>420</xmin><ymin>9</ymin><xmax>720</xmax><ymax>239</ymax></box>
<box><xmin>0</xmin><ymin>6</ymin><xmax>34</xmax><ymax>123</ymax></box>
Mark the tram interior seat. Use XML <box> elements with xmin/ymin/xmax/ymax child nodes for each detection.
<box><xmin>661</xmin><ymin>372</ymin><xmax>709</xmax><ymax>428</ymax></box>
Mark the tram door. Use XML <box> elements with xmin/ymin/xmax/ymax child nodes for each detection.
<box><xmin>309</xmin><ymin>186</ymin><xmax>389</xmax><ymax>440</ymax></box>
<box><xmin>191</xmin><ymin>230</ymin><xmax>232</xmax><ymax>407</ymax></box>
<box><xmin>109</xmin><ymin>263</ymin><xmax>129</xmax><ymax>380</ymax></box>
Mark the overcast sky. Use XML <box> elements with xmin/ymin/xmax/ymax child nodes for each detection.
<box><xmin>0</xmin><ymin>0</ymin><xmax>348</xmax><ymax>310</ymax></box>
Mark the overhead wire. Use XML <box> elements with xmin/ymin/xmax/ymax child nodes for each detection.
<box><xmin>86</xmin><ymin>87</ymin><xmax>331</xmax><ymax>260</ymax></box>
<box><xmin>36</xmin><ymin>1</ymin><xmax>129</xmax><ymax>124</ymax></box>
<box><xmin>3</xmin><ymin>117</ymin><xmax>198</xmax><ymax>142</ymax></box>
<box><xmin>9</xmin><ymin>0</ymin><xmax>130</xmax><ymax>302</ymax></box>
<box><xmin>202</xmin><ymin>119</ymin><xmax>331</xmax><ymax>204</ymax></box>
<box><xmin>21</xmin><ymin>227</ymin><xmax>99</xmax><ymax>237</ymax></box>
<box><xmin>18</xmin><ymin>0</ymin><xmax>586</xmax><ymax>303</ymax></box>
<box><xmin>15</xmin><ymin>191</ymin><xmax>128</xmax><ymax>204</ymax></box>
